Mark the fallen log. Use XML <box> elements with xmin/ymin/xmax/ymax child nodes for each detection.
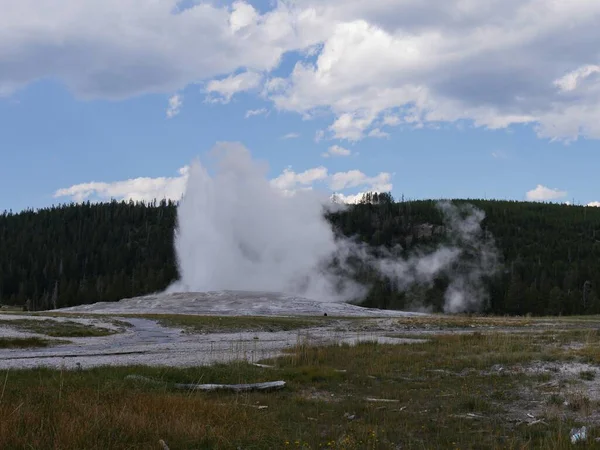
<box><xmin>252</xmin><ymin>363</ymin><xmax>275</xmax><ymax>369</ymax></box>
<box><xmin>125</xmin><ymin>375</ymin><xmax>286</xmax><ymax>393</ymax></box>
<box><xmin>174</xmin><ymin>380</ymin><xmax>286</xmax><ymax>392</ymax></box>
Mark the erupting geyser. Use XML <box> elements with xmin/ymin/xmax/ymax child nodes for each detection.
<box><xmin>167</xmin><ymin>142</ymin><xmax>500</xmax><ymax>313</ymax></box>
<box><xmin>167</xmin><ymin>142</ymin><xmax>361</xmax><ymax>301</ymax></box>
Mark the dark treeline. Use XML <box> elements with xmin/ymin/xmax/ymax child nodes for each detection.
<box><xmin>0</xmin><ymin>200</ymin><xmax>178</xmax><ymax>311</ymax></box>
<box><xmin>1</xmin><ymin>196</ymin><xmax>600</xmax><ymax>315</ymax></box>
<box><xmin>329</xmin><ymin>194</ymin><xmax>600</xmax><ymax>316</ymax></box>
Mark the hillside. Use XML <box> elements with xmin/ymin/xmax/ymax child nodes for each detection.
<box><xmin>1</xmin><ymin>198</ymin><xmax>599</xmax><ymax>315</ymax></box>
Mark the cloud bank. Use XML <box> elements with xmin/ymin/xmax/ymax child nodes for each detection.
<box><xmin>54</xmin><ymin>146</ymin><xmax>393</xmax><ymax>204</ymax></box>
<box><xmin>2</xmin><ymin>0</ymin><xmax>600</xmax><ymax>141</ymax></box>
<box><xmin>53</xmin><ymin>167</ymin><xmax>190</xmax><ymax>203</ymax></box>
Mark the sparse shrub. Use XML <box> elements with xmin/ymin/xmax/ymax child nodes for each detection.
<box><xmin>547</xmin><ymin>393</ymin><xmax>564</xmax><ymax>406</ymax></box>
<box><xmin>0</xmin><ymin>337</ymin><xmax>57</xmax><ymax>348</ymax></box>
<box><xmin>579</xmin><ymin>370</ymin><xmax>596</xmax><ymax>381</ymax></box>
<box><xmin>566</xmin><ymin>392</ymin><xmax>591</xmax><ymax>413</ymax></box>
<box><xmin>458</xmin><ymin>396</ymin><xmax>492</xmax><ymax>413</ymax></box>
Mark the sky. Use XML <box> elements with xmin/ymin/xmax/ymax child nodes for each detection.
<box><xmin>1</xmin><ymin>0</ymin><xmax>599</xmax><ymax>212</ymax></box>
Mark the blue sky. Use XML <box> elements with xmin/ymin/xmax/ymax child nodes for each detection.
<box><xmin>0</xmin><ymin>0</ymin><xmax>599</xmax><ymax>212</ymax></box>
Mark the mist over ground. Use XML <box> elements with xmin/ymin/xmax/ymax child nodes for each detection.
<box><xmin>168</xmin><ymin>142</ymin><xmax>500</xmax><ymax>313</ymax></box>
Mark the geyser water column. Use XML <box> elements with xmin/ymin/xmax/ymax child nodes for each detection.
<box><xmin>168</xmin><ymin>142</ymin><xmax>359</xmax><ymax>301</ymax></box>
<box><xmin>168</xmin><ymin>142</ymin><xmax>500</xmax><ymax>313</ymax></box>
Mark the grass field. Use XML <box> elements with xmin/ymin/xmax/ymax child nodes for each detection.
<box><xmin>146</xmin><ymin>314</ymin><xmax>333</xmax><ymax>333</ymax></box>
<box><xmin>0</xmin><ymin>337</ymin><xmax>61</xmax><ymax>348</ymax></box>
<box><xmin>1</xmin><ymin>315</ymin><xmax>600</xmax><ymax>448</ymax></box>
<box><xmin>3</xmin><ymin>319</ymin><xmax>117</xmax><ymax>338</ymax></box>
<box><xmin>35</xmin><ymin>312</ymin><xmax>337</xmax><ymax>333</ymax></box>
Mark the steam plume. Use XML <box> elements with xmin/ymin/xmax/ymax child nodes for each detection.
<box><xmin>168</xmin><ymin>142</ymin><xmax>499</xmax><ymax>313</ymax></box>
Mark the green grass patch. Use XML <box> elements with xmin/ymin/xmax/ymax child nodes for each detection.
<box><xmin>579</xmin><ymin>370</ymin><xmax>596</xmax><ymax>381</ymax></box>
<box><xmin>0</xmin><ymin>337</ymin><xmax>62</xmax><ymax>348</ymax></box>
<box><xmin>140</xmin><ymin>314</ymin><xmax>332</xmax><ymax>333</ymax></box>
<box><xmin>396</xmin><ymin>314</ymin><xmax>600</xmax><ymax>331</ymax></box>
<box><xmin>4</xmin><ymin>319</ymin><xmax>116</xmax><ymax>337</ymax></box>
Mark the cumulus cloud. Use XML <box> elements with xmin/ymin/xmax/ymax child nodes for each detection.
<box><xmin>587</xmin><ymin>201</ymin><xmax>600</xmax><ymax>207</ymax></box>
<box><xmin>526</xmin><ymin>185</ymin><xmax>568</xmax><ymax>202</ymax></box>
<box><xmin>0</xmin><ymin>0</ymin><xmax>322</xmax><ymax>99</ymax></box>
<box><xmin>270</xmin><ymin>166</ymin><xmax>329</xmax><ymax>191</ymax></box>
<box><xmin>328</xmin><ymin>111</ymin><xmax>379</xmax><ymax>141</ymax></box>
<box><xmin>229</xmin><ymin>0</ymin><xmax>259</xmax><ymax>33</ymax></box>
<box><xmin>4</xmin><ymin>0</ymin><xmax>600</xmax><ymax>141</ymax></box>
<box><xmin>281</xmin><ymin>132</ymin><xmax>300</xmax><ymax>139</ymax></box>
<box><xmin>322</xmin><ymin>145</ymin><xmax>352</xmax><ymax>158</ymax></box>
<box><xmin>270</xmin><ymin>166</ymin><xmax>393</xmax><ymax>195</ymax></box>
<box><xmin>330</xmin><ymin>170</ymin><xmax>392</xmax><ymax>192</ymax></box>
<box><xmin>166</xmin><ymin>94</ymin><xmax>182</xmax><ymax>118</ymax></box>
<box><xmin>331</xmin><ymin>192</ymin><xmax>371</xmax><ymax>204</ymax></box>
<box><xmin>266</xmin><ymin>1</ymin><xmax>600</xmax><ymax>141</ymax></box>
<box><xmin>205</xmin><ymin>71</ymin><xmax>263</xmax><ymax>103</ymax></box>
<box><xmin>554</xmin><ymin>65</ymin><xmax>600</xmax><ymax>93</ymax></box>
<box><xmin>53</xmin><ymin>167</ymin><xmax>190</xmax><ymax>203</ymax></box>
<box><xmin>245</xmin><ymin>108</ymin><xmax>268</xmax><ymax>118</ymax></box>
<box><xmin>55</xmin><ymin>150</ymin><xmax>391</xmax><ymax>204</ymax></box>
<box><xmin>368</xmin><ymin>129</ymin><xmax>390</xmax><ymax>139</ymax></box>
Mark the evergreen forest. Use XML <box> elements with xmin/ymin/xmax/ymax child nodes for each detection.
<box><xmin>1</xmin><ymin>196</ymin><xmax>599</xmax><ymax>316</ymax></box>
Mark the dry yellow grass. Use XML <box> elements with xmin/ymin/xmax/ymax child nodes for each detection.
<box><xmin>1</xmin><ymin>316</ymin><xmax>600</xmax><ymax>448</ymax></box>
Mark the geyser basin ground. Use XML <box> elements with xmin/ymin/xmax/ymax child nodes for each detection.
<box><xmin>0</xmin><ymin>291</ymin><xmax>423</xmax><ymax>370</ymax></box>
<box><xmin>2</xmin><ymin>313</ymin><xmax>600</xmax><ymax>448</ymax></box>
<box><xmin>58</xmin><ymin>290</ymin><xmax>425</xmax><ymax>317</ymax></box>
<box><xmin>0</xmin><ymin>315</ymin><xmax>424</xmax><ymax>370</ymax></box>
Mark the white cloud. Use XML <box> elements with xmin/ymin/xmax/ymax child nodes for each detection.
<box><xmin>329</xmin><ymin>170</ymin><xmax>392</xmax><ymax>192</ymax></box>
<box><xmin>322</xmin><ymin>145</ymin><xmax>351</xmax><ymax>158</ymax></box>
<box><xmin>271</xmin><ymin>166</ymin><xmax>392</xmax><ymax>198</ymax></box>
<box><xmin>368</xmin><ymin>128</ymin><xmax>390</xmax><ymax>139</ymax></box>
<box><xmin>526</xmin><ymin>185</ymin><xmax>568</xmax><ymax>202</ymax></box>
<box><xmin>229</xmin><ymin>0</ymin><xmax>259</xmax><ymax>33</ymax></box>
<box><xmin>245</xmin><ymin>108</ymin><xmax>268</xmax><ymax>118</ymax></box>
<box><xmin>587</xmin><ymin>201</ymin><xmax>600</xmax><ymax>207</ymax></box>
<box><xmin>331</xmin><ymin>192</ymin><xmax>371</xmax><ymax>204</ymax></box>
<box><xmin>270</xmin><ymin>166</ymin><xmax>329</xmax><ymax>191</ymax></box>
<box><xmin>205</xmin><ymin>71</ymin><xmax>263</xmax><ymax>103</ymax></box>
<box><xmin>0</xmin><ymin>0</ymin><xmax>323</xmax><ymax>99</ymax></box>
<box><xmin>54</xmin><ymin>167</ymin><xmax>189</xmax><ymax>203</ymax></box>
<box><xmin>554</xmin><ymin>65</ymin><xmax>600</xmax><ymax>92</ymax></box>
<box><xmin>166</xmin><ymin>94</ymin><xmax>182</xmax><ymax>118</ymax></box>
<box><xmin>4</xmin><ymin>0</ymin><xmax>600</xmax><ymax>141</ymax></box>
<box><xmin>329</xmin><ymin>111</ymin><xmax>378</xmax><ymax>141</ymax></box>
<box><xmin>266</xmin><ymin>1</ymin><xmax>600</xmax><ymax>141</ymax></box>
<box><xmin>282</xmin><ymin>132</ymin><xmax>300</xmax><ymax>139</ymax></box>
<box><xmin>55</xmin><ymin>159</ymin><xmax>392</xmax><ymax>205</ymax></box>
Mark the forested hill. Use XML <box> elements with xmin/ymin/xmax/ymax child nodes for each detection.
<box><xmin>1</xmin><ymin>198</ymin><xmax>600</xmax><ymax>316</ymax></box>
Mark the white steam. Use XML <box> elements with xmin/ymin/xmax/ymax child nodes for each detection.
<box><xmin>168</xmin><ymin>142</ymin><xmax>499</xmax><ymax>313</ymax></box>
<box><xmin>169</xmin><ymin>142</ymin><xmax>358</xmax><ymax>301</ymax></box>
